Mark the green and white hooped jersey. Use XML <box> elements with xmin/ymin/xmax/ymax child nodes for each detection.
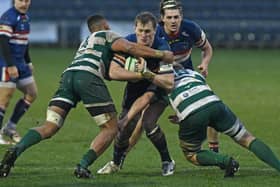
<box><xmin>169</xmin><ymin>69</ymin><xmax>220</xmax><ymax>122</ymax></box>
<box><xmin>64</xmin><ymin>30</ymin><xmax>121</xmax><ymax>79</ymax></box>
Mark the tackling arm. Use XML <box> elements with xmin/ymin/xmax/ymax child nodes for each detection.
<box><xmin>111</xmin><ymin>38</ymin><xmax>174</xmax><ymax>63</ymax></box>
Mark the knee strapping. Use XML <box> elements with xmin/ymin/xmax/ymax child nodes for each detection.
<box><xmin>46</xmin><ymin>109</ymin><xmax>64</xmax><ymax>127</ymax></box>
<box><xmin>93</xmin><ymin>112</ymin><xmax>116</xmax><ymax>126</ymax></box>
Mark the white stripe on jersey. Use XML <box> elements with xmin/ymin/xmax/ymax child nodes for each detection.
<box><xmin>84</xmin><ymin>101</ymin><xmax>114</xmax><ymax>108</ymax></box>
<box><xmin>64</xmin><ymin>65</ymin><xmax>103</xmax><ymax>79</ymax></box>
<box><xmin>0</xmin><ymin>25</ymin><xmax>13</xmax><ymax>37</ymax></box>
<box><xmin>172</xmin><ymin>85</ymin><xmax>212</xmax><ymax>107</ymax></box>
<box><xmin>10</xmin><ymin>39</ymin><xmax>28</xmax><ymax>45</ymax></box>
<box><xmin>50</xmin><ymin>97</ymin><xmax>75</xmax><ymax>106</ymax></box>
<box><xmin>174</xmin><ymin>95</ymin><xmax>220</xmax><ymax>121</ymax></box>
<box><xmin>174</xmin><ymin>77</ymin><xmax>202</xmax><ymax>88</ymax></box>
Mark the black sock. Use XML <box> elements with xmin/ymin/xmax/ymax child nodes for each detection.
<box><xmin>9</xmin><ymin>98</ymin><xmax>30</xmax><ymax>125</ymax></box>
<box><xmin>147</xmin><ymin>125</ymin><xmax>172</xmax><ymax>162</ymax></box>
<box><xmin>0</xmin><ymin>108</ymin><xmax>5</xmax><ymax>129</ymax></box>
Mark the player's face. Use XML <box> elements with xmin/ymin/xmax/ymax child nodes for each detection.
<box><xmin>161</xmin><ymin>9</ymin><xmax>182</xmax><ymax>34</ymax></box>
<box><xmin>14</xmin><ymin>0</ymin><xmax>31</xmax><ymax>14</ymax></box>
<box><xmin>135</xmin><ymin>21</ymin><xmax>156</xmax><ymax>47</ymax></box>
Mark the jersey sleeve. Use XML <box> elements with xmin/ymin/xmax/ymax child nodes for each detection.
<box><xmin>0</xmin><ymin>11</ymin><xmax>15</xmax><ymax>38</ymax></box>
<box><xmin>183</xmin><ymin>20</ymin><xmax>207</xmax><ymax>48</ymax></box>
<box><xmin>106</xmin><ymin>31</ymin><xmax>122</xmax><ymax>47</ymax></box>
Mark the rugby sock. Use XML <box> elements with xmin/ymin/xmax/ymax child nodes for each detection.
<box><xmin>113</xmin><ymin>144</ymin><xmax>128</xmax><ymax>166</ymax></box>
<box><xmin>0</xmin><ymin>108</ymin><xmax>5</xmax><ymax>129</ymax></box>
<box><xmin>208</xmin><ymin>141</ymin><xmax>219</xmax><ymax>153</ymax></box>
<box><xmin>8</xmin><ymin>98</ymin><xmax>30</xmax><ymax>128</ymax></box>
<box><xmin>147</xmin><ymin>126</ymin><xmax>172</xmax><ymax>162</ymax></box>
<box><xmin>249</xmin><ymin>138</ymin><xmax>280</xmax><ymax>171</ymax></box>
<box><xmin>196</xmin><ymin>150</ymin><xmax>230</xmax><ymax>168</ymax></box>
<box><xmin>15</xmin><ymin>129</ymin><xmax>42</xmax><ymax>156</ymax></box>
<box><xmin>79</xmin><ymin>149</ymin><xmax>98</xmax><ymax>169</ymax></box>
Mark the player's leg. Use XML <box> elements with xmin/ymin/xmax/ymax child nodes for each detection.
<box><xmin>3</xmin><ymin>80</ymin><xmax>37</xmax><ymax>142</ymax></box>
<box><xmin>97</xmin><ymin>110</ymin><xmax>141</xmax><ymax>174</ymax></box>
<box><xmin>0</xmin><ymin>70</ymin><xmax>75</xmax><ymax>177</ymax></box>
<box><xmin>2</xmin><ymin>66</ymin><xmax>37</xmax><ymax>142</ymax></box>
<box><xmin>0</xmin><ymin>73</ymin><xmax>17</xmax><ymax>145</ymax></box>
<box><xmin>142</xmin><ymin>100</ymin><xmax>175</xmax><ymax>176</ymax></box>
<box><xmin>0</xmin><ymin>104</ymin><xmax>70</xmax><ymax>178</ymax></box>
<box><xmin>75</xmin><ymin>114</ymin><xmax>118</xmax><ymax>178</ymax></box>
<box><xmin>207</xmin><ymin>126</ymin><xmax>219</xmax><ymax>153</ymax></box>
<box><xmin>220</xmin><ymin>115</ymin><xmax>280</xmax><ymax>172</ymax></box>
<box><xmin>73</xmin><ymin>72</ymin><xmax>118</xmax><ymax>178</ymax></box>
<box><xmin>179</xmin><ymin>103</ymin><xmax>239</xmax><ymax>177</ymax></box>
<box><xmin>128</xmin><ymin>114</ymin><xmax>144</xmax><ymax>152</ymax></box>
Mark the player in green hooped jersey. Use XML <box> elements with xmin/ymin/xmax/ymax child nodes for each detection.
<box><xmin>0</xmin><ymin>14</ymin><xmax>174</xmax><ymax>178</ymax></box>
<box><xmin>168</xmin><ymin>66</ymin><xmax>280</xmax><ymax>177</ymax></box>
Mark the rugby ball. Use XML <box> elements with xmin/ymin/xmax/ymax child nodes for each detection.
<box><xmin>125</xmin><ymin>56</ymin><xmax>139</xmax><ymax>72</ymax></box>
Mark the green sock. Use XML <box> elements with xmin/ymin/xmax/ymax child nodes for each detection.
<box><xmin>196</xmin><ymin>150</ymin><xmax>230</xmax><ymax>168</ymax></box>
<box><xmin>79</xmin><ymin>149</ymin><xmax>98</xmax><ymax>169</ymax></box>
<box><xmin>15</xmin><ymin>129</ymin><xmax>42</xmax><ymax>156</ymax></box>
<box><xmin>249</xmin><ymin>139</ymin><xmax>280</xmax><ymax>171</ymax></box>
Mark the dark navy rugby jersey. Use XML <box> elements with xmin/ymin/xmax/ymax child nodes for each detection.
<box><xmin>0</xmin><ymin>7</ymin><xmax>30</xmax><ymax>65</ymax></box>
<box><xmin>156</xmin><ymin>19</ymin><xmax>206</xmax><ymax>70</ymax></box>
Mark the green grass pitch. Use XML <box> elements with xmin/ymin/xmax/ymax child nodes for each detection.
<box><xmin>0</xmin><ymin>48</ymin><xmax>279</xmax><ymax>187</ymax></box>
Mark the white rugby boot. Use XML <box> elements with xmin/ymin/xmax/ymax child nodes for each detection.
<box><xmin>97</xmin><ymin>161</ymin><xmax>120</xmax><ymax>174</ymax></box>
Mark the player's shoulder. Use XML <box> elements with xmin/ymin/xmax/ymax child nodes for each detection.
<box><xmin>181</xmin><ymin>19</ymin><xmax>202</xmax><ymax>30</ymax></box>
<box><xmin>153</xmin><ymin>35</ymin><xmax>170</xmax><ymax>50</ymax></box>
<box><xmin>1</xmin><ymin>7</ymin><xmax>18</xmax><ymax>22</ymax></box>
<box><xmin>125</xmin><ymin>33</ymin><xmax>137</xmax><ymax>42</ymax></box>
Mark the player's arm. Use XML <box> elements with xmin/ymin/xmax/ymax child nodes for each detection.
<box><xmin>151</xmin><ymin>73</ymin><xmax>174</xmax><ymax>93</ymax></box>
<box><xmin>109</xmin><ymin>54</ymin><xmax>142</xmax><ymax>81</ymax></box>
<box><xmin>0</xmin><ymin>34</ymin><xmax>18</xmax><ymax>78</ymax></box>
<box><xmin>127</xmin><ymin>92</ymin><xmax>153</xmax><ymax>122</ymax></box>
<box><xmin>118</xmin><ymin>92</ymin><xmax>154</xmax><ymax>130</ymax></box>
<box><xmin>143</xmin><ymin>62</ymin><xmax>174</xmax><ymax>92</ymax></box>
<box><xmin>24</xmin><ymin>44</ymin><xmax>34</xmax><ymax>72</ymax></box>
<box><xmin>197</xmin><ymin>38</ymin><xmax>213</xmax><ymax>77</ymax></box>
<box><xmin>0</xmin><ymin>35</ymin><xmax>13</xmax><ymax>66</ymax></box>
<box><xmin>111</xmin><ymin>38</ymin><xmax>174</xmax><ymax>63</ymax></box>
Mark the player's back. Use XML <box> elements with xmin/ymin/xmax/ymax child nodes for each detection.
<box><xmin>169</xmin><ymin>69</ymin><xmax>220</xmax><ymax>121</ymax></box>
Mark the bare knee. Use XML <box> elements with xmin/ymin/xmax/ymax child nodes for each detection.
<box><xmin>236</xmin><ymin>131</ymin><xmax>256</xmax><ymax>148</ymax></box>
<box><xmin>24</xmin><ymin>91</ymin><xmax>37</xmax><ymax>103</ymax></box>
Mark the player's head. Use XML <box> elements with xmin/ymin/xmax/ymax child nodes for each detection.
<box><xmin>14</xmin><ymin>0</ymin><xmax>31</xmax><ymax>14</ymax></box>
<box><xmin>87</xmin><ymin>14</ymin><xmax>110</xmax><ymax>33</ymax></box>
<box><xmin>134</xmin><ymin>11</ymin><xmax>157</xmax><ymax>47</ymax></box>
<box><xmin>159</xmin><ymin>0</ymin><xmax>183</xmax><ymax>34</ymax></box>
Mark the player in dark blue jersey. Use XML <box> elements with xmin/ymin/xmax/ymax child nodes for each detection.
<box><xmin>0</xmin><ymin>0</ymin><xmax>37</xmax><ymax>144</ymax></box>
<box><xmin>97</xmin><ymin>12</ymin><xmax>175</xmax><ymax>176</ymax></box>
<box><xmin>156</xmin><ymin>0</ymin><xmax>220</xmax><ymax>153</ymax></box>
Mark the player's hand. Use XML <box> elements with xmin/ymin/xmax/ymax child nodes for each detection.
<box><xmin>168</xmin><ymin>114</ymin><xmax>179</xmax><ymax>124</ymax></box>
<box><xmin>7</xmin><ymin>66</ymin><xmax>19</xmax><ymax>80</ymax></box>
<box><xmin>141</xmin><ymin>68</ymin><xmax>155</xmax><ymax>80</ymax></box>
<box><xmin>162</xmin><ymin>50</ymin><xmax>174</xmax><ymax>63</ymax></box>
<box><xmin>197</xmin><ymin>63</ymin><xmax>208</xmax><ymax>77</ymax></box>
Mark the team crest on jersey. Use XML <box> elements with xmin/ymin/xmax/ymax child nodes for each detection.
<box><xmin>182</xmin><ymin>31</ymin><xmax>189</xmax><ymax>37</ymax></box>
